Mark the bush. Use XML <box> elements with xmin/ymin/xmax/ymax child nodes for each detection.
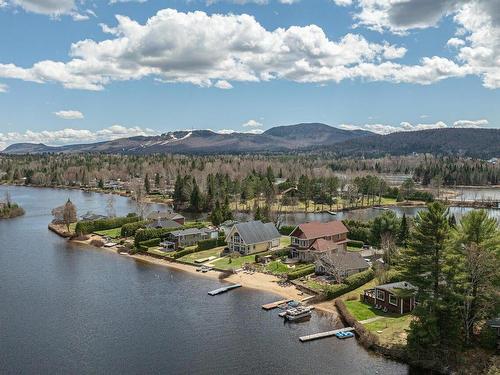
<box><xmin>197</xmin><ymin>237</ymin><xmax>226</xmax><ymax>251</ymax></box>
<box><xmin>138</xmin><ymin>238</ymin><xmax>161</xmax><ymax>250</ymax></box>
<box><xmin>121</xmin><ymin>220</ymin><xmax>149</xmax><ymax>237</ymax></box>
<box><xmin>323</xmin><ymin>269</ymin><xmax>374</xmax><ymax>299</ymax></box>
<box><xmin>278</xmin><ymin>225</ymin><xmax>295</xmax><ymax>235</ymax></box>
<box><xmin>134</xmin><ymin>226</ymin><xmax>181</xmax><ymax>246</ymax></box>
<box><xmin>347</xmin><ymin>240</ymin><xmax>364</xmax><ymax>248</ymax></box>
<box><xmin>174</xmin><ymin>247</ymin><xmax>197</xmax><ymax>259</ymax></box>
<box><xmin>75</xmin><ymin>216</ymin><xmax>140</xmax><ymax>235</ymax></box>
<box><xmin>287</xmin><ymin>264</ymin><xmax>316</xmax><ymax>280</ymax></box>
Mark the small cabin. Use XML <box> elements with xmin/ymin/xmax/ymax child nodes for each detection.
<box><xmin>363</xmin><ymin>281</ymin><xmax>417</xmax><ymax>314</ymax></box>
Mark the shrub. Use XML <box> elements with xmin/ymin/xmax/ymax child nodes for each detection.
<box><xmin>134</xmin><ymin>226</ymin><xmax>181</xmax><ymax>246</ymax></box>
<box><xmin>197</xmin><ymin>237</ymin><xmax>226</xmax><ymax>251</ymax></box>
<box><xmin>90</xmin><ymin>239</ymin><xmax>104</xmax><ymax>248</ymax></box>
<box><xmin>174</xmin><ymin>247</ymin><xmax>197</xmax><ymax>259</ymax></box>
<box><xmin>347</xmin><ymin>240</ymin><xmax>364</xmax><ymax>248</ymax></box>
<box><xmin>287</xmin><ymin>264</ymin><xmax>316</xmax><ymax>280</ymax></box>
<box><xmin>323</xmin><ymin>269</ymin><xmax>374</xmax><ymax>299</ymax></box>
<box><xmin>278</xmin><ymin>225</ymin><xmax>295</xmax><ymax>235</ymax></box>
<box><xmin>139</xmin><ymin>238</ymin><xmax>161</xmax><ymax>250</ymax></box>
<box><xmin>75</xmin><ymin>216</ymin><xmax>140</xmax><ymax>235</ymax></box>
<box><xmin>121</xmin><ymin>220</ymin><xmax>149</xmax><ymax>237</ymax></box>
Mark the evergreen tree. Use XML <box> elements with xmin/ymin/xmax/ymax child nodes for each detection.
<box><xmin>210</xmin><ymin>201</ymin><xmax>224</xmax><ymax>226</ymax></box>
<box><xmin>371</xmin><ymin>211</ymin><xmax>400</xmax><ymax>246</ymax></box>
<box><xmin>144</xmin><ymin>174</ymin><xmax>151</xmax><ymax>194</ymax></box>
<box><xmin>189</xmin><ymin>179</ymin><xmax>202</xmax><ymax>212</ymax></box>
<box><xmin>398</xmin><ymin>213</ymin><xmax>410</xmax><ymax>247</ymax></box>
<box><xmin>154</xmin><ymin>173</ymin><xmax>161</xmax><ymax>188</ymax></box>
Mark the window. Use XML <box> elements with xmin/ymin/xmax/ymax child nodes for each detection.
<box><xmin>376</xmin><ymin>289</ymin><xmax>385</xmax><ymax>301</ymax></box>
<box><xmin>389</xmin><ymin>294</ymin><xmax>398</xmax><ymax>306</ymax></box>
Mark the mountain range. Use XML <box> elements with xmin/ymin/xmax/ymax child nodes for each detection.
<box><xmin>3</xmin><ymin>123</ymin><xmax>499</xmax><ymax>158</ymax></box>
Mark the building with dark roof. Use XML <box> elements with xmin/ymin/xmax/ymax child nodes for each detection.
<box><xmin>146</xmin><ymin>218</ymin><xmax>182</xmax><ymax>229</ymax></box>
<box><xmin>226</xmin><ymin>220</ymin><xmax>281</xmax><ymax>255</ymax></box>
<box><xmin>314</xmin><ymin>252</ymin><xmax>369</xmax><ymax>280</ymax></box>
<box><xmin>147</xmin><ymin>211</ymin><xmax>185</xmax><ymax>225</ymax></box>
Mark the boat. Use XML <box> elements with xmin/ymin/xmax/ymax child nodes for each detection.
<box><xmin>326</xmin><ymin>211</ymin><xmax>337</xmax><ymax>216</ymax></box>
<box><xmin>335</xmin><ymin>331</ymin><xmax>355</xmax><ymax>339</ymax></box>
<box><xmin>284</xmin><ymin>306</ymin><xmax>314</xmax><ymax>321</ymax></box>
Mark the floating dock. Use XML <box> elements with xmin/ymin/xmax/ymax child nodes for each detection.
<box><xmin>208</xmin><ymin>284</ymin><xmax>242</xmax><ymax>296</ymax></box>
<box><xmin>299</xmin><ymin>327</ymin><xmax>355</xmax><ymax>342</ymax></box>
<box><xmin>261</xmin><ymin>299</ymin><xmax>293</xmax><ymax>310</ymax></box>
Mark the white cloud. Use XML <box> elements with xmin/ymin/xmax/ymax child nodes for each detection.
<box><xmin>54</xmin><ymin>110</ymin><xmax>84</xmax><ymax>120</ymax></box>
<box><xmin>242</xmin><ymin>119</ymin><xmax>263</xmax><ymax>127</ymax></box>
<box><xmin>339</xmin><ymin>119</ymin><xmax>489</xmax><ymax>135</ymax></box>
<box><xmin>214</xmin><ymin>80</ymin><xmax>233</xmax><ymax>89</ymax></box>
<box><xmin>0</xmin><ymin>83</ymin><xmax>7</xmax><ymax>93</ymax></box>
<box><xmin>10</xmin><ymin>0</ymin><xmax>75</xmax><ymax>15</ymax></box>
<box><xmin>5</xmin><ymin>9</ymin><xmax>467</xmax><ymax>92</ymax></box>
<box><xmin>349</xmin><ymin>0</ymin><xmax>500</xmax><ymax>88</ymax></box>
<box><xmin>0</xmin><ymin>125</ymin><xmax>158</xmax><ymax>149</ymax></box>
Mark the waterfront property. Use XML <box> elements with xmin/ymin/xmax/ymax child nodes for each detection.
<box><xmin>163</xmin><ymin>227</ymin><xmax>213</xmax><ymax>250</ymax></box>
<box><xmin>146</xmin><ymin>218</ymin><xmax>182</xmax><ymax>229</ymax></box>
<box><xmin>80</xmin><ymin>211</ymin><xmax>108</xmax><ymax>221</ymax></box>
<box><xmin>314</xmin><ymin>252</ymin><xmax>369</xmax><ymax>280</ymax></box>
<box><xmin>226</xmin><ymin>220</ymin><xmax>281</xmax><ymax>255</ymax></box>
<box><xmin>362</xmin><ymin>282</ymin><xmax>417</xmax><ymax>314</ymax></box>
<box><xmin>289</xmin><ymin>221</ymin><xmax>349</xmax><ymax>262</ymax></box>
<box><xmin>147</xmin><ymin>210</ymin><xmax>185</xmax><ymax>225</ymax></box>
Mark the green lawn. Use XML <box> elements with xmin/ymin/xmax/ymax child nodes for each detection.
<box><xmin>178</xmin><ymin>247</ymin><xmax>224</xmax><ymax>264</ymax></box>
<box><xmin>345</xmin><ymin>300</ymin><xmax>395</xmax><ymax>321</ymax></box>
<box><xmin>279</xmin><ymin>236</ymin><xmax>291</xmax><ymax>248</ymax></box>
<box><xmin>147</xmin><ymin>248</ymin><xmax>172</xmax><ymax>257</ymax></box>
<box><xmin>266</xmin><ymin>260</ymin><xmax>312</xmax><ymax>275</ymax></box>
<box><xmin>212</xmin><ymin>253</ymin><xmax>257</xmax><ymax>270</ymax></box>
<box><xmin>341</xmin><ymin>279</ymin><xmax>377</xmax><ymax>301</ymax></box>
<box><xmin>364</xmin><ymin>314</ymin><xmax>413</xmax><ymax>345</ymax></box>
<box><xmin>303</xmin><ymin>279</ymin><xmax>327</xmax><ymax>293</ymax></box>
<box><xmin>95</xmin><ymin>227</ymin><xmax>122</xmax><ymax>239</ymax></box>
<box><xmin>347</xmin><ymin>246</ymin><xmax>362</xmax><ymax>252</ymax></box>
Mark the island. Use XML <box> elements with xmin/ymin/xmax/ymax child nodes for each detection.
<box><xmin>0</xmin><ymin>192</ymin><xmax>25</xmax><ymax>219</ymax></box>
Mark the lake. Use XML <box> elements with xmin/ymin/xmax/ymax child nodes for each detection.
<box><xmin>0</xmin><ymin>186</ymin><xmax>411</xmax><ymax>374</ymax></box>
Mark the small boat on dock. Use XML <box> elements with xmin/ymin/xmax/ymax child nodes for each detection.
<box><xmin>208</xmin><ymin>284</ymin><xmax>242</xmax><ymax>296</ymax></box>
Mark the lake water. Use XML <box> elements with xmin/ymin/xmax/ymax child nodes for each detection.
<box><xmin>0</xmin><ymin>186</ymin><xmax>411</xmax><ymax>374</ymax></box>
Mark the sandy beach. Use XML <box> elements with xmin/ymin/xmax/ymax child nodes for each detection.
<box><xmin>69</xmin><ymin>233</ymin><xmax>338</xmax><ymax>317</ymax></box>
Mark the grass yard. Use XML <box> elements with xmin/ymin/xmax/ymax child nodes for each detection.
<box><xmin>265</xmin><ymin>260</ymin><xmax>311</xmax><ymax>275</ymax></box>
<box><xmin>344</xmin><ymin>300</ymin><xmax>395</xmax><ymax>321</ymax></box>
<box><xmin>364</xmin><ymin>314</ymin><xmax>413</xmax><ymax>345</ymax></box>
<box><xmin>178</xmin><ymin>247</ymin><xmax>224</xmax><ymax>264</ymax></box>
<box><xmin>212</xmin><ymin>253</ymin><xmax>257</xmax><ymax>270</ymax></box>
<box><xmin>341</xmin><ymin>279</ymin><xmax>377</xmax><ymax>301</ymax></box>
<box><xmin>95</xmin><ymin>227</ymin><xmax>122</xmax><ymax>239</ymax></box>
<box><xmin>347</xmin><ymin>246</ymin><xmax>362</xmax><ymax>252</ymax></box>
<box><xmin>279</xmin><ymin>236</ymin><xmax>291</xmax><ymax>248</ymax></box>
<box><xmin>147</xmin><ymin>248</ymin><xmax>173</xmax><ymax>257</ymax></box>
<box><xmin>303</xmin><ymin>279</ymin><xmax>327</xmax><ymax>293</ymax></box>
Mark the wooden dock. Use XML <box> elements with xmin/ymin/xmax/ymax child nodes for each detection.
<box><xmin>299</xmin><ymin>327</ymin><xmax>355</xmax><ymax>342</ymax></box>
<box><xmin>208</xmin><ymin>284</ymin><xmax>242</xmax><ymax>296</ymax></box>
<box><xmin>262</xmin><ymin>299</ymin><xmax>292</xmax><ymax>310</ymax></box>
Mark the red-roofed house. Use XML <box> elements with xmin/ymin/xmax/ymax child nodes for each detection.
<box><xmin>289</xmin><ymin>221</ymin><xmax>349</xmax><ymax>262</ymax></box>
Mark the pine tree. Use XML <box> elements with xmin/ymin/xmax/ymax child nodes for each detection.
<box><xmin>190</xmin><ymin>180</ymin><xmax>202</xmax><ymax>212</ymax></box>
<box><xmin>398</xmin><ymin>213</ymin><xmax>410</xmax><ymax>247</ymax></box>
<box><xmin>144</xmin><ymin>174</ymin><xmax>151</xmax><ymax>194</ymax></box>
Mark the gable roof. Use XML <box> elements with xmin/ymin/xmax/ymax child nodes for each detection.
<box><xmin>169</xmin><ymin>228</ymin><xmax>206</xmax><ymax>237</ymax></box>
<box><xmin>318</xmin><ymin>252</ymin><xmax>369</xmax><ymax>271</ymax></box>
<box><xmin>232</xmin><ymin>221</ymin><xmax>280</xmax><ymax>245</ymax></box>
<box><xmin>147</xmin><ymin>211</ymin><xmax>184</xmax><ymax>221</ymax></box>
<box><xmin>146</xmin><ymin>219</ymin><xmax>182</xmax><ymax>229</ymax></box>
<box><xmin>309</xmin><ymin>238</ymin><xmax>339</xmax><ymax>252</ymax></box>
<box><xmin>375</xmin><ymin>281</ymin><xmax>417</xmax><ymax>295</ymax></box>
<box><xmin>290</xmin><ymin>221</ymin><xmax>348</xmax><ymax>240</ymax></box>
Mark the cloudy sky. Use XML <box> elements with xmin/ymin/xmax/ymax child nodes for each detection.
<box><xmin>0</xmin><ymin>0</ymin><xmax>499</xmax><ymax>149</ymax></box>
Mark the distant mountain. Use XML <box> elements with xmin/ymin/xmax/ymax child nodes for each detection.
<box><xmin>333</xmin><ymin>128</ymin><xmax>500</xmax><ymax>159</ymax></box>
<box><xmin>2</xmin><ymin>123</ymin><xmax>371</xmax><ymax>155</ymax></box>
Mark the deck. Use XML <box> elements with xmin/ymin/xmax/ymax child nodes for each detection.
<box><xmin>299</xmin><ymin>327</ymin><xmax>355</xmax><ymax>342</ymax></box>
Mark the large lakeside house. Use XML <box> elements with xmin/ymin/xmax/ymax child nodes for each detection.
<box><xmin>289</xmin><ymin>221</ymin><xmax>349</xmax><ymax>262</ymax></box>
<box><xmin>226</xmin><ymin>220</ymin><xmax>281</xmax><ymax>255</ymax></box>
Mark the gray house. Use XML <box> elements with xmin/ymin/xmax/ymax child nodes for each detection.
<box><xmin>226</xmin><ymin>221</ymin><xmax>281</xmax><ymax>255</ymax></box>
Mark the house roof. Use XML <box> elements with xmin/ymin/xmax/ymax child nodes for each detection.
<box><xmin>309</xmin><ymin>238</ymin><xmax>339</xmax><ymax>252</ymax></box>
<box><xmin>318</xmin><ymin>252</ymin><xmax>369</xmax><ymax>271</ymax></box>
<box><xmin>487</xmin><ymin>318</ymin><xmax>500</xmax><ymax>328</ymax></box>
<box><xmin>232</xmin><ymin>221</ymin><xmax>280</xmax><ymax>245</ymax></box>
<box><xmin>169</xmin><ymin>228</ymin><xmax>206</xmax><ymax>237</ymax></box>
<box><xmin>146</xmin><ymin>219</ymin><xmax>182</xmax><ymax>229</ymax></box>
<box><xmin>375</xmin><ymin>281</ymin><xmax>417</xmax><ymax>295</ymax></box>
<box><xmin>291</xmin><ymin>221</ymin><xmax>348</xmax><ymax>240</ymax></box>
<box><xmin>147</xmin><ymin>211</ymin><xmax>184</xmax><ymax>221</ymax></box>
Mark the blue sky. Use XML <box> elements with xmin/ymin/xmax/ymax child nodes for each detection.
<box><xmin>0</xmin><ymin>0</ymin><xmax>498</xmax><ymax>148</ymax></box>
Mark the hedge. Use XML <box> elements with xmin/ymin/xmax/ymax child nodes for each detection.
<box><xmin>134</xmin><ymin>226</ymin><xmax>182</xmax><ymax>246</ymax></box>
<box><xmin>287</xmin><ymin>264</ymin><xmax>316</xmax><ymax>280</ymax></box>
<box><xmin>322</xmin><ymin>268</ymin><xmax>374</xmax><ymax>299</ymax></box>
<box><xmin>197</xmin><ymin>237</ymin><xmax>226</xmax><ymax>251</ymax></box>
<box><xmin>174</xmin><ymin>247</ymin><xmax>198</xmax><ymax>259</ymax></box>
<box><xmin>76</xmin><ymin>215</ymin><xmax>140</xmax><ymax>235</ymax></box>
<box><xmin>278</xmin><ymin>225</ymin><xmax>295</xmax><ymax>235</ymax></box>
<box><xmin>347</xmin><ymin>239</ymin><xmax>364</xmax><ymax>248</ymax></box>
<box><xmin>121</xmin><ymin>220</ymin><xmax>149</xmax><ymax>237</ymax></box>
<box><xmin>138</xmin><ymin>238</ymin><xmax>161</xmax><ymax>251</ymax></box>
